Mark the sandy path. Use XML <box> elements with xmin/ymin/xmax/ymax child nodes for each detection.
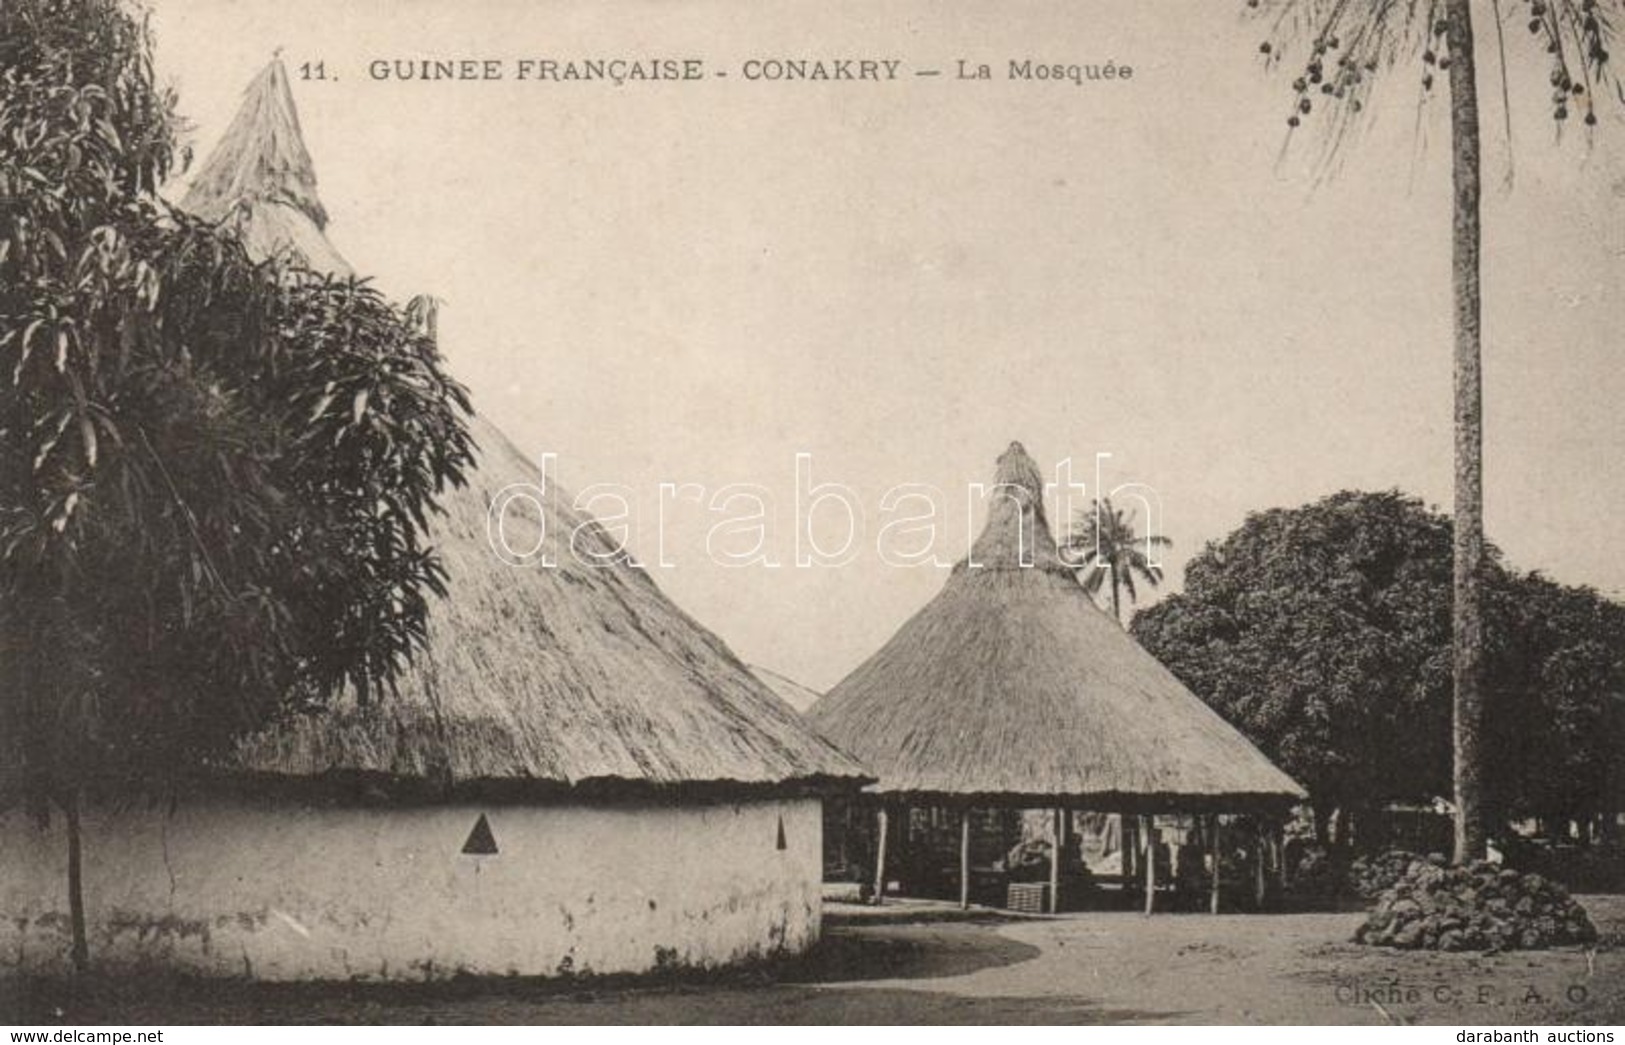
<box><xmin>5</xmin><ymin>897</ymin><xmax>1620</xmax><ymax>1024</ymax></box>
<box><xmin>806</xmin><ymin>906</ymin><xmax>1622</xmax><ymax>1024</ymax></box>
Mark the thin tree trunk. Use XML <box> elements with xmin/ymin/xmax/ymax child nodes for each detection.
<box><xmin>1446</xmin><ymin>0</ymin><xmax>1487</xmax><ymax>866</ymax></box>
<box><xmin>65</xmin><ymin>789</ymin><xmax>89</xmax><ymax>974</ymax></box>
<box><xmin>1110</xmin><ymin>575</ymin><xmax>1122</xmax><ymax>624</ymax></box>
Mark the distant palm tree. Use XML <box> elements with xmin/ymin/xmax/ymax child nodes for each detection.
<box><xmin>1062</xmin><ymin>499</ymin><xmax>1171</xmax><ymax>625</ymax></box>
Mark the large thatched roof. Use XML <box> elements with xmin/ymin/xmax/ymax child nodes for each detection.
<box><xmin>190</xmin><ymin>60</ymin><xmax>867</xmax><ymax>795</ymax></box>
<box><xmin>809</xmin><ymin>442</ymin><xmax>1305</xmax><ymax>811</ymax></box>
<box><xmin>233</xmin><ymin>416</ymin><xmax>867</xmax><ymax>794</ymax></box>
<box><xmin>179</xmin><ymin>59</ymin><xmax>351</xmax><ymax>276</ymax></box>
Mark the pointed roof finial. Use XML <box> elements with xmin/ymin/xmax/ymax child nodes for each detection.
<box><xmin>181</xmin><ymin>58</ymin><xmax>352</xmax><ymax>276</ymax></box>
<box><xmin>181</xmin><ymin>56</ymin><xmax>329</xmax><ymax>230</ymax></box>
<box><xmin>963</xmin><ymin>440</ymin><xmax>1061</xmax><ymax>572</ymax></box>
<box><xmin>993</xmin><ymin>441</ymin><xmax>1041</xmax><ymax>502</ymax></box>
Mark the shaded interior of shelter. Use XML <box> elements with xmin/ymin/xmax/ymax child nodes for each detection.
<box><xmin>822</xmin><ymin>801</ymin><xmax>1291</xmax><ymax>915</ymax></box>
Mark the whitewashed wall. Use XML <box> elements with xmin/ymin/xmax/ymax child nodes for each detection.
<box><xmin>0</xmin><ymin>795</ymin><xmax>823</xmax><ymax>981</ymax></box>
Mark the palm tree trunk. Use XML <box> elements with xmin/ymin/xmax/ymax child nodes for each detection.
<box><xmin>1446</xmin><ymin>0</ymin><xmax>1486</xmax><ymax>866</ymax></box>
<box><xmin>1110</xmin><ymin>574</ymin><xmax>1122</xmax><ymax>624</ymax></box>
<box><xmin>65</xmin><ymin>788</ymin><xmax>89</xmax><ymax>973</ymax></box>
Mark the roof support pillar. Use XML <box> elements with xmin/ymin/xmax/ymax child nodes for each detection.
<box><xmin>1209</xmin><ymin>814</ymin><xmax>1222</xmax><ymax>915</ymax></box>
<box><xmin>1049</xmin><ymin>807</ymin><xmax>1063</xmax><ymax>914</ymax></box>
<box><xmin>959</xmin><ymin>807</ymin><xmax>972</xmax><ymax>910</ymax></box>
<box><xmin>1119</xmin><ymin>813</ymin><xmax>1136</xmax><ymax>903</ymax></box>
<box><xmin>1273</xmin><ymin>822</ymin><xmax>1288</xmax><ymax>895</ymax></box>
<box><xmin>1142</xmin><ymin>815</ymin><xmax>1157</xmax><ymax>916</ymax></box>
<box><xmin>1253</xmin><ymin>821</ymin><xmax>1268</xmax><ymax>909</ymax></box>
<box><xmin>872</xmin><ymin>805</ymin><xmax>889</xmax><ymax>906</ymax></box>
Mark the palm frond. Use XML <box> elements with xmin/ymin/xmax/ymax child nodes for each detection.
<box><xmin>1065</xmin><ymin>496</ymin><xmax>1172</xmax><ymax>615</ymax></box>
<box><xmin>1244</xmin><ymin>0</ymin><xmax>1623</xmax><ymax>174</ymax></box>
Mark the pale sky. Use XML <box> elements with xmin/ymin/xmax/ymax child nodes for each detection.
<box><xmin>149</xmin><ymin>0</ymin><xmax>1625</xmax><ymax>692</ymax></box>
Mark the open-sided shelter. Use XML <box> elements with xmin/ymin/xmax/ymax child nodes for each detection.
<box><xmin>810</xmin><ymin>442</ymin><xmax>1305</xmax><ymax>913</ymax></box>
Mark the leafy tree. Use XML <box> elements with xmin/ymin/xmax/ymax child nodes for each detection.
<box><xmin>1061</xmin><ymin>497</ymin><xmax>1171</xmax><ymax>624</ymax></box>
<box><xmin>1134</xmin><ymin>489</ymin><xmax>1625</xmax><ymax>849</ymax></box>
<box><xmin>1485</xmin><ymin>573</ymin><xmax>1625</xmax><ymax>833</ymax></box>
<box><xmin>0</xmin><ymin>0</ymin><xmax>473</xmax><ymax>970</ymax></box>
<box><xmin>1245</xmin><ymin>0</ymin><xmax>1624</xmax><ymax>863</ymax></box>
<box><xmin>1132</xmin><ymin>491</ymin><xmax>1465</xmax><ymax>844</ymax></box>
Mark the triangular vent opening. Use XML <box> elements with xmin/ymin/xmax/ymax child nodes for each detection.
<box><xmin>462</xmin><ymin>813</ymin><xmax>499</xmax><ymax>855</ymax></box>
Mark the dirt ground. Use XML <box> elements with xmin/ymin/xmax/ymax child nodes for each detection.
<box><xmin>4</xmin><ymin>895</ymin><xmax>1621</xmax><ymax>1025</ymax></box>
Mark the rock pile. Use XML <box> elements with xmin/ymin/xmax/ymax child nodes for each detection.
<box><xmin>1356</xmin><ymin>857</ymin><xmax>1598</xmax><ymax>951</ymax></box>
<box><xmin>1348</xmin><ymin>849</ymin><xmax>1427</xmax><ymax>899</ymax></box>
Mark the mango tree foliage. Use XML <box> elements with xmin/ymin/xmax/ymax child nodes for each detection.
<box><xmin>1133</xmin><ymin>490</ymin><xmax>1624</xmax><ymax>841</ymax></box>
<box><xmin>1133</xmin><ymin>492</ymin><xmax>1460</xmax><ymax>831</ymax></box>
<box><xmin>0</xmin><ymin>0</ymin><xmax>474</xmax><ymax>807</ymax></box>
<box><xmin>1486</xmin><ymin>572</ymin><xmax>1625</xmax><ymax>828</ymax></box>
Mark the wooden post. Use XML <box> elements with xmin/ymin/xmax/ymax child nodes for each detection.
<box><xmin>1142</xmin><ymin>815</ymin><xmax>1157</xmax><ymax>916</ymax></box>
<box><xmin>1254</xmin><ymin>823</ymin><xmax>1268</xmax><ymax>909</ymax></box>
<box><xmin>1209</xmin><ymin>814</ymin><xmax>1222</xmax><ymax>915</ymax></box>
<box><xmin>1273</xmin><ymin>824</ymin><xmax>1288</xmax><ymax>892</ymax></box>
<box><xmin>959</xmin><ymin>807</ymin><xmax>972</xmax><ymax>910</ymax></box>
<box><xmin>873</xmin><ymin>805</ymin><xmax>889</xmax><ymax>906</ymax></box>
<box><xmin>1120</xmin><ymin>814</ymin><xmax>1136</xmax><ymax>904</ymax></box>
<box><xmin>1049</xmin><ymin>807</ymin><xmax>1063</xmax><ymax>914</ymax></box>
<box><xmin>65</xmin><ymin>789</ymin><xmax>88</xmax><ymax>973</ymax></box>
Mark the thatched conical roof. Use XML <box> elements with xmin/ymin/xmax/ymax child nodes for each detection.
<box><xmin>233</xmin><ymin>417</ymin><xmax>868</xmax><ymax>793</ymax></box>
<box><xmin>180</xmin><ymin>59</ymin><xmax>352</xmax><ymax>276</ymax></box>
<box><xmin>809</xmin><ymin>442</ymin><xmax>1304</xmax><ymax>811</ymax></box>
<box><xmin>190</xmin><ymin>60</ymin><xmax>867</xmax><ymax>796</ymax></box>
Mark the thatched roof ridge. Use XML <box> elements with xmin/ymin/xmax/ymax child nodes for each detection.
<box><xmin>809</xmin><ymin>442</ymin><xmax>1305</xmax><ymax>809</ymax></box>
<box><xmin>750</xmin><ymin>666</ymin><xmax>822</xmax><ymax>715</ymax></box>
<box><xmin>189</xmin><ymin>60</ymin><xmax>868</xmax><ymax>794</ymax></box>
<box><xmin>180</xmin><ymin>59</ymin><xmax>352</xmax><ymax>276</ymax></box>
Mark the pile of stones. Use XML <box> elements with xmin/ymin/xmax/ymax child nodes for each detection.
<box><xmin>1355</xmin><ymin>856</ymin><xmax>1598</xmax><ymax>951</ymax></box>
<box><xmin>1348</xmin><ymin>849</ymin><xmax>1427</xmax><ymax>899</ymax></box>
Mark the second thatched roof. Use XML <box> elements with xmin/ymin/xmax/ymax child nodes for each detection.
<box><xmin>809</xmin><ymin>442</ymin><xmax>1305</xmax><ymax>812</ymax></box>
